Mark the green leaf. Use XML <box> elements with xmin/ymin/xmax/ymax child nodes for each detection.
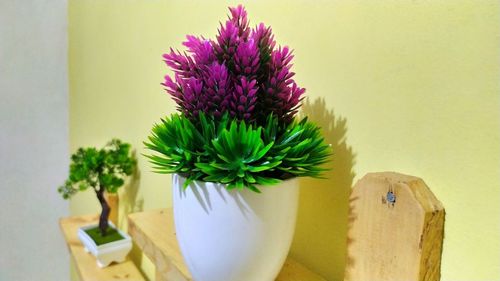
<box><xmin>255</xmin><ymin>176</ymin><xmax>281</xmax><ymax>186</ymax></box>
<box><xmin>246</xmin><ymin>184</ymin><xmax>262</xmax><ymax>193</ymax></box>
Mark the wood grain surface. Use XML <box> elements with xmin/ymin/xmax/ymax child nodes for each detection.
<box><xmin>345</xmin><ymin>172</ymin><xmax>445</xmax><ymax>281</ymax></box>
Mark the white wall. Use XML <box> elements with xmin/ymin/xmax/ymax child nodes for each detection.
<box><xmin>0</xmin><ymin>1</ymin><xmax>69</xmax><ymax>280</ymax></box>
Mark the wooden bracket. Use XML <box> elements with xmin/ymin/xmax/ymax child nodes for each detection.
<box><xmin>345</xmin><ymin>172</ymin><xmax>445</xmax><ymax>281</ymax></box>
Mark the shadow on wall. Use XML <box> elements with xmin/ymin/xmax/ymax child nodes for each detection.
<box><xmin>118</xmin><ymin>162</ymin><xmax>144</xmax><ymax>229</ymax></box>
<box><xmin>290</xmin><ymin>98</ymin><xmax>356</xmax><ymax>281</ymax></box>
<box><xmin>118</xmin><ymin>150</ymin><xmax>144</xmax><ymax>269</ymax></box>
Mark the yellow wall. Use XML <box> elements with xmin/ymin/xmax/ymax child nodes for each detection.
<box><xmin>69</xmin><ymin>1</ymin><xmax>499</xmax><ymax>280</ymax></box>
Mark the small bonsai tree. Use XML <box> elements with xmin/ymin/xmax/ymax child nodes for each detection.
<box><xmin>58</xmin><ymin>139</ymin><xmax>136</xmax><ymax>236</ymax></box>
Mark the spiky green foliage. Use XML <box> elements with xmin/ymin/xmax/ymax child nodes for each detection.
<box><xmin>145</xmin><ymin>113</ymin><xmax>331</xmax><ymax>192</ymax></box>
<box><xmin>268</xmin><ymin>117</ymin><xmax>331</xmax><ymax>177</ymax></box>
<box><xmin>196</xmin><ymin>120</ymin><xmax>283</xmax><ymax>192</ymax></box>
<box><xmin>145</xmin><ymin>114</ymin><xmax>206</xmax><ymax>176</ymax></box>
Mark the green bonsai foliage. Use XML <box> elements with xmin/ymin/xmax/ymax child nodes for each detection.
<box><xmin>58</xmin><ymin>139</ymin><xmax>136</xmax><ymax>236</ymax></box>
<box><xmin>145</xmin><ymin>114</ymin><xmax>331</xmax><ymax>192</ymax></box>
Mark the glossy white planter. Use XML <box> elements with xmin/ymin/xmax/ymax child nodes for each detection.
<box><xmin>78</xmin><ymin>222</ymin><xmax>132</xmax><ymax>268</ymax></box>
<box><xmin>173</xmin><ymin>174</ymin><xmax>299</xmax><ymax>281</ymax></box>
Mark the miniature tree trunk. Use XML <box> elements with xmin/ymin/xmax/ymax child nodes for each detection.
<box><xmin>96</xmin><ymin>189</ymin><xmax>111</xmax><ymax>236</ymax></box>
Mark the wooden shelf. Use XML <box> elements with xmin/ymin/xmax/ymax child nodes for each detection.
<box><xmin>128</xmin><ymin>208</ymin><xmax>326</xmax><ymax>281</ymax></box>
<box><xmin>59</xmin><ymin>214</ymin><xmax>145</xmax><ymax>281</ymax></box>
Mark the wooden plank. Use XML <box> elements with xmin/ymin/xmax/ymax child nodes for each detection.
<box><xmin>344</xmin><ymin>172</ymin><xmax>445</xmax><ymax>281</ymax></box>
<box><xmin>128</xmin><ymin>208</ymin><xmax>326</xmax><ymax>281</ymax></box>
<box><xmin>128</xmin><ymin>209</ymin><xmax>189</xmax><ymax>281</ymax></box>
<box><xmin>59</xmin><ymin>215</ymin><xmax>145</xmax><ymax>281</ymax></box>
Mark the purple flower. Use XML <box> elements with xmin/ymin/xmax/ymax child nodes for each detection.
<box><xmin>230</xmin><ymin>77</ymin><xmax>258</xmax><ymax>121</ymax></box>
<box><xmin>161</xmin><ymin>75</ymin><xmax>181</xmax><ymax>102</ymax></box>
<box><xmin>179</xmin><ymin>77</ymin><xmax>205</xmax><ymax>118</ymax></box>
<box><xmin>256</xmin><ymin>46</ymin><xmax>305</xmax><ymax>123</ymax></box>
<box><xmin>214</xmin><ymin>21</ymin><xmax>239</xmax><ymax>63</ymax></box>
<box><xmin>161</xmin><ymin>5</ymin><xmax>306</xmax><ymax>124</ymax></box>
<box><xmin>162</xmin><ymin>48</ymin><xmax>196</xmax><ymax>78</ymax></box>
<box><xmin>251</xmin><ymin>23</ymin><xmax>275</xmax><ymax>78</ymax></box>
<box><xmin>234</xmin><ymin>39</ymin><xmax>259</xmax><ymax>77</ymax></box>
<box><xmin>183</xmin><ymin>35</ymin><xmax>215</xmax><ymax>66</ymax></box>
<box><xmin>252</xmin><ymin>23</ymin><xmax>275</xmax><ymax>53</ymax></box>
<box><xmin>203</xmin><ymin>63</ymin><xmax>231</xmax><ymax>117</ymax></box>
<box><xmin>229</xmin><ymin>5</ymin><xmax>250</xmax><ymax>40</ymax></box>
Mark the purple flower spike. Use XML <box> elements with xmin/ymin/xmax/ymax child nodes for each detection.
<box><xmin>178</xmin><ymin>77</ymin><xmax>205</xmax><ymax>118</ymax></box>
<box><xmin>230</xmin><ymin>77</ymin><xmax>258</xmax><ymax>121</ymax></box>
<box><xmin>252</xmin><ymin>23</ymin><xmax>275</xmax><ymax>52</ymax></box>
<box><xmin>162</xmin><ymin>5</ymin><xmax>306</xmax><ymax>124</ymax></box>
<box><xmin>183</xmin><ymin>35</ymin><xmax>215</xmax><ymax>66</ymax></box>
<box><xmin>251</xmin><ymin>23</ymin><xmax>276</xmax><ymax>77</ymax></box>
<box><xmin>254</xmin><ymin>46</ymin><xmax>305</xmax><ymax>123</ymax></box>
<box><xmin>229</xmin><ymin>5</ymin><xmax>250</xmax><ymax>40</ymax></box>
<box><xmin>214</xmin><ymin>21</ymin><xmax>239</xmax><ymax>62</ymax></box>
<box><xmin>162</xmin><ymin>75</ymin><xmax>181</xmax><ymax>101</ymax></box>
<box><xmin>204</xmin><ymin>63</ymin><xmax>232</xmax><ymax>117</ymax></box>
<box><xmin>234</xmin><ymin>39</ymin><xmax>260</xmax><ymax>77</ymax></box>
<box><xmin>163</xmin><ymin>49</ymin><xmax>195</xmax><ymax>78</ymax></box>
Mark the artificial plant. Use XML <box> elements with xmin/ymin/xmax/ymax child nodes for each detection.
<box><xmin>146</xmin><ymin>5</ymin><xmax>331</xmax><ymax>191</ymax></box>
<box><xmin>58</xmin><ymin>139</ymin><xmax>136</xmax><ymax>236</ymax></box>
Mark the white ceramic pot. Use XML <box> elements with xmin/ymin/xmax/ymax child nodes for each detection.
<box><xmin>172</xmin><ymin>174</ymin><xmax>299</xmax><ymax>281</ymax></box>
<box><xmin>78</xmin><ymin>222</ymin><xmax>132</xmax><ymax>268</ymax></box>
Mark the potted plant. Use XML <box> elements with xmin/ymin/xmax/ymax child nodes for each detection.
<box><xmin>145</xmin><ymin>5</ymin><xmax>331</xmax><ymax>281</ymax></box>
<box><xmin>58</xmin><ymin>139</ymin><xmax>136</xmax><ymax>268</ymax></box>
